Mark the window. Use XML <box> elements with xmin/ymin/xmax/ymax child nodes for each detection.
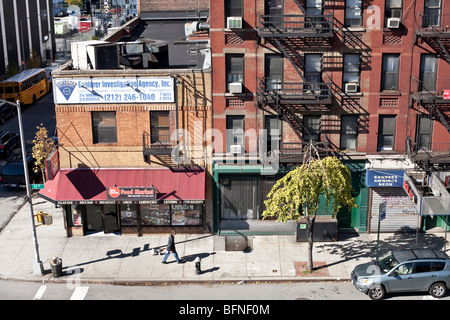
<box><xmin>306</xmin><ymin>0</ymin><xmax>323</xmax><ymax>15</ymax></box>
<box><xmin>226</xmin><ymin>0</ymin><xmax>243</xmax><ymax>17</ymax></box>
<box><xmin>343</xmin><ymin>53</ymin><xmax>360</xmax><ymax>89</ymax></box>
<box><xmin>150</xmin><ymin>111</ymin><xmax>170</xmax><ymax>144</ymax></box>
<box><xmin>385</xmin><ymin>0</ymin><xmax>402</xmax><ymax>26</ymax></box>
<box><xmin>341</xmin><ymin>115</ymin><xmax>358</xmax><ymax>150</ymax></box>
<box><xmin>377</xmin><ymin>115</ymin><xmax>396</xmax><ymax>151</ymax></box>
<box><xmin>226</xmin><ymin>115</ymin><xmax>245</xmax><ymax>154</ymax></box>
<box><xmin>265</xmin><ymin>115</ymin><xmax>282</xmax><ymax>153</ymax></box>
<box><xmin>414</xmin><ymin>262</ymin><xmax>432</xmax><ymax>274</ymax></box>
<box><xmin>423</xmin><ymin>0</ymin><xmax>441</xmax><ymax>27</ymax></box>
<box><xmin>265</xmin><ymin>54</ymin><xmax>283</xmax><ymax>91</ymax></box>
<box><xmin>305</xmin><ymin>54</ymin><xmax>322</xmax><ymax>93</ymax></box>
<box><xmin>92</xmin><ymin>112</ymin><xmax>117</xmax><ymax>144</ymax></box>
<box><xmin>393</xmin><ymin>262</ymin><xmax>413</xmax><ymax>276</ymax></box>
<box><xmin>381</xmin><ymin>54</ymin><xmax>400</xmax><ymax>91</ymax></box>
<box><xmin>432</xmin><ymin>261</ymin><xmax>446</xmax><ymax>271</ymax></box>
<box><xmin>303</xmin><ymin>115</ymin><xmax>321</xmax><ymax>143</ymax></box>
<box><xmin>416</xmin><ymin>114</ymin><xmax>433</xmax><ymax>151</ymax></box>
<box><xmin>226</xmin><ymin>54</ymin><xmax>244</xmax><ymax>92</ymax></box>
<box><xmin>419</xmin><ymin>54</ymin><xmax>437</xmax><ymax>92</ymax></box>
<box><xmin>345</xmin><ymin>0</ymin><xmax>362</xmax><ymax>26</ymax></box>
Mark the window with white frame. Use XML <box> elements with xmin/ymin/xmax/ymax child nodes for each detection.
<box><xmin>377</xmin><ymin>115</ymin><xmax>397</xmax><ymax>151</ymax></box>
<box><xmin>343</xmin><ymin>53</ymin><xmax>360</xmax><ymax>91</ymax></box>
<box><xmin>423</xmin><ymin>0</ymin><xmax>441</xmax><ymax>27</ymax></box>
<box><xmin>385</xmin><ymin>0</ymin><xmax>403</xmax><ymax>27</ymax></box>
<box><xmin>381</xmin><ymin>53</ymin><xmax>400</xmax><ymax>92</ymax></box>
<box><xmin>345</xmin><ymin>0</ymin><xmax>362</xmax><ymax>26</ymax></box>
<box><xmin>341</xmin><ymin>115</ymin><xmax>358</xmax><ymax>150</ymax></box>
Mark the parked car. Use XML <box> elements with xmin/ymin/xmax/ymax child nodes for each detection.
<box><xmin>351</xmin><ymin>249</ymin><xmax>450</xmax><ymax>300</ymax></box>
<box><xmin>0</xmin><ymin>102</ymin><xmax>16</xmax><ymax>125</ymax></box>
<box><xmin>0</xmin><ymin>130</ymin><xmax>19</xmax><ymax>157</ymax></box>
<box><xmin>0</xmin><ymin>154</ymin><xmax>41</xmax><ymax>188</ymax></box>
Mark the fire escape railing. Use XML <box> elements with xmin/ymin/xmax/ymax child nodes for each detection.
<box><xmin>257</xmin><ymin>78</ymin><xmax>332</xmax><ymax>104</ymax></box>
<box><xmin>143</xmin><ymin>132</ymin><xmax>175</xmax><ymax>156</ymax></box>
<box><xmin>257</xmin><ymin>13</ymin><xmax>334</xmax><ymax>38</ymax></box>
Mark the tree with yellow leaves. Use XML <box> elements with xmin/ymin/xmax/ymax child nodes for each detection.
<box><xmin>262</xmin><ymin>142</ymin><xmax>356</xmax><ymax>271</ymax></box>
<box><xmin>32</xmin><ymin>124</ymin><xmax>55</xmax><ymax>183</ymax></box>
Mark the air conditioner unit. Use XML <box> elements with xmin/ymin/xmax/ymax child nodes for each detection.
<box><xmin>229</xmin><ymin>82</ymin><xmax>242</xmax><ymax>94</ymax></box>
<box><xmin>344</xmin><ymin>82</ymin><xmax>359</xmax><ymax>93</ymax></box>
<box><xmin>230</xmin><ymin>144</ymin><xmax>242</xmax><ymax>154</ymax></box>
<box><xmin>227</xmin><ymin>16</ymin><xmax>243</xmax><ymax>29</ymax></box>
<box><xmin>387</xmin><ymin>18</ymin><xmax>401</xmax><ymax>28</ymax></box>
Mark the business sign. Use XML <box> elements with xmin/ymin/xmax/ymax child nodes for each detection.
<box><xmin>402</xmin><ymin>172</ymin><xmax>422</xmax><ymax>214</ymax></box>
<box><xmin>107</xmin><ymin>186</ymin><xmax>157</xmax><ymax>201</ymax></box>
<box><xmin>45</xmin><ymin>148</ymin><xmax>60</xmax><ymax>181</ymax></box>
<box><xmin>54</xmin><ymin>77</ymin><xmax>175</xmax><ymax>104</ymax></box>
<box><xmin>443</xmin><ymin>89</ymin><xmax>450</xmax><ymax>100</ymax></box>
<box><xmin>365</xmin><ymin>169</ymin><xmax>404</xmax><ymax>188</ymax></box>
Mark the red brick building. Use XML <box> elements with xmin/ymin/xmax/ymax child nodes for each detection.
<box><xmin>210</xmin><ymin>0</ymin><xmax>450</xmax><ymax>234</ymax></box>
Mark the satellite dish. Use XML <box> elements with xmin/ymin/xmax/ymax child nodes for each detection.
<box><xmin>67</xmin><ymin>5</ymin><xmax>81</xmax><ymax>16</ymax></box>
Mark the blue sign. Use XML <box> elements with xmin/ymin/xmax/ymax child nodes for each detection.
<box><xmin>365</xmin><ymin>169</ymin><xmax>404</xmax><ymax>188</ymax></box>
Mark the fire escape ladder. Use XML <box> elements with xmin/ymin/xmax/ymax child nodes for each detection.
<box><xmin>292</xmin><ymin>0</ymin><xmax>307</xmax><ymax>14</ymax></box>
<box><xmin>435</xmin><ymin>37</ymin><xmax>450</xmax><ymax>65</ymax></box>
<box><xmin>272</xmin><ymin>37</ymin><xmax>305</xmax><ymax>81</ymax></box>
<box><xmin>431</xmin><ymin>103</ymin><xmax>450</xmax><ymax>133</ymax></box>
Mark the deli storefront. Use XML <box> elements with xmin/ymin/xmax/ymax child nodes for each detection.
<box><xmin>39</xmin><ymin>168</ymin><xmax>206</xmax><ymax>236</ymax></box>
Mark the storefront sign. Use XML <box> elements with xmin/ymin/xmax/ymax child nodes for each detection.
<box><xmin>107</xmin><ymin>186</ymin><xmax>157</xmax><ymax>200</ymax></box>
<box><xmin>365</xmin><ymin>169</ymin><xmax>404</xmax><ymax>188</ymax></box>
<box><xmin>443</xmin><ymin>89</ymin><xmax>450</xmax><ymax>100</ymax></box>
<box><xmin>54</xmin><ymin>77</ymin><xmax>174</xmax><ymax>104</ymax></box>
<box><xmin>45</xmin><ymin>148</ymin><xmax>60</xmax><ymax>181</ymax></box>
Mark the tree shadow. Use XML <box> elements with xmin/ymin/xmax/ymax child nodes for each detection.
<box><xmin>316</xmin><ymin>230</ymin><xmax>449</xmax><ymax>270</ymax></box>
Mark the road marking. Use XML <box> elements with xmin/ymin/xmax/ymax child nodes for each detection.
<box><xmin>70</xmin><ymin>286</ymin><xmax>89</xmax><ymax>300</ymax></box>
<box><xmin>33</xmin><ymin>285</ymin><xmax>47</xmax><ymax>300</ymax></box>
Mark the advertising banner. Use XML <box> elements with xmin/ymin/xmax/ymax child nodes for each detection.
<box><xmin>54</xmin><ymin>77</ymin><xmax>175</xmax><ymax>104</ymax></box>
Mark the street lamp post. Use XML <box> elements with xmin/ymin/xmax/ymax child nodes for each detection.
<box><xmin>15</xmin><ymin>100</ymin><xmax>44</xmax><ymax>275</ymax></box>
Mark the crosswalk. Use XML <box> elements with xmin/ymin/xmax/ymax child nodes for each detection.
<box><xmin>33</xmin><ymin>285</ymin><xmax>89</xmax><ymax>300</ymax></box>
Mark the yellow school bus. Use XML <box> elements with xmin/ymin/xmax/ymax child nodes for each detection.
<box><xmin>0</xmin><ymin>68</ymin><xmax>50</xmax><ymax>105</ymax></box>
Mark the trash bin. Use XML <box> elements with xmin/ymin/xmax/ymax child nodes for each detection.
<box><xmin>50</xmin><ymin>256</ymin><xmax>63</xmax><ymax>278</ymax></box>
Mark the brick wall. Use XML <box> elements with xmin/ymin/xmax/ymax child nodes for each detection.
<box><xmin>139</xmin><ymin>0</ymin><xmax>209</xmax><ymax>12</ymax></box>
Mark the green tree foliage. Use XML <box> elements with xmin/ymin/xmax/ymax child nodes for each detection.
<box><xmin>262</xmin><ymin>149</ymin><xmax>356</xmax><ymax>271</ymax></box>
<box><xmin>32</xmin><ymin>124</ymin><xmax>55</xmax><ymax>183</ymax></box>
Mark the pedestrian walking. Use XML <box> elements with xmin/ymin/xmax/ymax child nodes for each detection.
<box><xmin>162</xmin><ymin>230</ymin><xmax>182</xmax><ymax>264</ymax></box>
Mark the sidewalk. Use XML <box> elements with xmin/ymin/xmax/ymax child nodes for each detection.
<box><xmin>0</xmin><ymin>196</ymin><xmax>449</xmax><ymax>284</ymax></box>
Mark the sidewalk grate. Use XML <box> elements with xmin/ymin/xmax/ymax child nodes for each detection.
<box><xmin>225</xmin><ymin>235</ymin><xmax>250</xmax><ymax>252</ymax></box>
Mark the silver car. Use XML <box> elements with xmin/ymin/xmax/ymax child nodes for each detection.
<box><xmin>351</xmin><ymin>249</ymin><xmax>450</xmax><ymax>300</ymax></box>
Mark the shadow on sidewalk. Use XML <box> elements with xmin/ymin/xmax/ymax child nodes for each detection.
<box><xmin>60</xmin><ymin>234</ymin><xmax>216</xmax><ymax>276</ymax></box>
<box><xmin>315</xmin><ymin>230</ymin><xmax>449</xmax><ymax>270</ymax></box>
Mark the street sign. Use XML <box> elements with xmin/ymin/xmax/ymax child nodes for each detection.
<box><xmin>380</xmin><ymin>201</ymin><xmax>387</xmax><ymax>221</ymax></box>
<box><xmin>31</xmin><ymin>184</ymin><xmax>44</xmax><ymax>189</ymax></box>
<box><xmin>376</xmin><ymin>201</ymin><xmax>387</xmax><ymax>263</ymax></box>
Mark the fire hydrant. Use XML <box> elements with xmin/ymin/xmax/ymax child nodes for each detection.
<box><xmin>194</xmin><ymin>256</ymin><xmax>202</xmax><ymax>274</ymax></box>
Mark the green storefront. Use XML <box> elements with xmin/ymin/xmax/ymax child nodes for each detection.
<box><xmin>212</xmin><ymin>160</ymin><xmax>369</xmax><ymax>235</ymax></box>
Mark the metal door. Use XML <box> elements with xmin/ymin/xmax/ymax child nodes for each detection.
<box><xmin>220</xmin><ymin>175</ymin><xmax>261</xmax><ymax>220</ymax></box>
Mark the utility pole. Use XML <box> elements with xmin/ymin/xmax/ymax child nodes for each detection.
<box><xmin>16</xmin><ymin>100</ymin><xmax>44</xmax><ymax>275</ymax></box>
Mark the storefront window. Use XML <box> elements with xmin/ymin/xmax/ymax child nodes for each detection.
<box><xmin>71</xmin><ymin>204</ymin><xmax>83</xmax><ymax>226</ymax></box>
<box><xmin>120</xmin><ymin>204</ymin><xmax>138</xmax><ymax>227</ymax></box>
<box><xmin>140</xmin><ymin>203</ymin><xmax>171</xmax><ymax>226</ymax></box>
<box><xmin>171</xmin><ymin>203</ymin><xmax>202</xmax><ymax>226</ymax></box>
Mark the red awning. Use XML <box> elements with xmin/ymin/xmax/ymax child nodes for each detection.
<box><xmin>39</xmin><ymin>168</ymin><xmax>205</xmax><ymax>204</ymax></box>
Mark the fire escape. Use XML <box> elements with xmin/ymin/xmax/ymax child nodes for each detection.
<box><xmin>256</xmin><ymin>0</ymin><xmax>334</xmax><ymax>161</ymax></box>
<box><xmin>409</xmin><ymin>12</ymin><xmax>450</xmax><ymax>171</ymax></box>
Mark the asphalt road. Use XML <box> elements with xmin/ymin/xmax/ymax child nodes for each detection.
<box><xmin>0</xmin><ymin>91</ymin><xmax>56</xmax><ymax>231</ymax></box>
